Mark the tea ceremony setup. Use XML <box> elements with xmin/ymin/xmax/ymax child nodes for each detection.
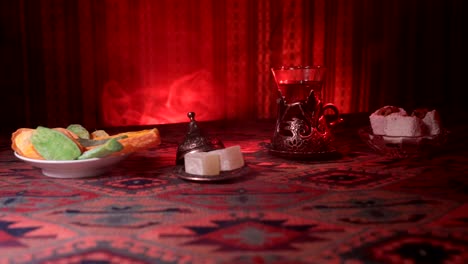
<box><xmin>0</xmin><ymin>0</ymin><xmax>466</xmax><ymax>263</ymax></box>
<box><xmin>2</xmin><ymin>111</ymin><xmax>468</xmax><ymax>263</ymax></box>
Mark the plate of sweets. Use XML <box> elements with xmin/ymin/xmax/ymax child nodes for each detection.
<box><xmin>175</xmin><ymin>145</ymin><xmax>250</xmax><ymax>182</ymax></box>
<box><xmin>359</xmin><ymin>106</ymin><xmax>448</xmax><ymax>158</ymax></box>
<box><xmin>12</xmin><ymin>124</ymin><xmax>161</xmax><ymax>178</ymax></box>
<box><xmin>172</xmin><ymin>112</ymin><xmax>250</xmax><ymax>182</ymax></box>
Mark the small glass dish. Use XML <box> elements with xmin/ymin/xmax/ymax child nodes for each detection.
<box><xmin>358</xmin><ymin>127</ymin><xmax>449</xmax><ymax>158</ymax></box>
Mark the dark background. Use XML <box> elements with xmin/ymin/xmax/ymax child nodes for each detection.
<box><xmin>1</xmin><ymin>0</ymin><xmax>466</xmax><ymax>134</ymax></box>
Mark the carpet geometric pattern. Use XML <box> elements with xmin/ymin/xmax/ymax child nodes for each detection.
<box><xmin>1</xmin><ymin>120</ymin><xmax>467</xmax><ymax>263</ymax></box>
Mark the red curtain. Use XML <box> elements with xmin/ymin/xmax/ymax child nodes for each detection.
<box><xmin>0</xmin><ymin>0</ymin><xmax>464</xmax><ymax>132</ymax></box>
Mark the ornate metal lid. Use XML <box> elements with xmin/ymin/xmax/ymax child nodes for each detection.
<box><xmin>175</xmin><ymin>112</ymin><xmax>224</xmax><ymax>165</ymax></box>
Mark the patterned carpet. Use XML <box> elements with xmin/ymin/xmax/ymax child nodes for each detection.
<box><xmin>1</xmin><ymin>117</ymin><xmax>467</xmax><ymax>263</ymax></box>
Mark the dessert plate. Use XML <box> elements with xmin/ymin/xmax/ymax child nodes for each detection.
<box><xmin>14</xmin><ymin>152</ymin><xmax>129</xmax><ymax>178</ymax></box>
<box><xmin>358</xmin><ymin>126</ymin><xmax>449</xmax><ymax>158</ymax></box>
<box><xmin>173</xmin><ymin>165</ymin><xmax>250</xmax><ymax>182</ymax></box>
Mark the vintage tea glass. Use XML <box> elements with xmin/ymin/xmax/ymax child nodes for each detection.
<box><xmin>270</xmin><ymin>66</ymin><xmax>342</xmax><ymax>155</ymax></box>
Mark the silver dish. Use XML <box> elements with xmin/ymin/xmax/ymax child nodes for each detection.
<box><xmin>173</xmin><ymin>165</ymin><xmax>250</xmax><ymax>182</ymax></box>
<box><xmin>358</xmin><ymin>126</ymin><xmax>449</xmax><ymax>158</ymax></box>
<box><xmin>265</xmin><ymin>143</ymin><xmax>341</xmax><ymax>160</ymax></box>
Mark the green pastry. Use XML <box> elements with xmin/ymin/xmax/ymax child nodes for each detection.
<box><xmin>66</xmin><ymin>124</ymin><xmax>90</xmax><ymax>139</ymax></box>
<box><xmin>31</xmin><ymin>126</ymin><xmax>82</xmax><ymax>160</ymax></box>
<box><xmin>78</xmin><ymin>138</ymin><xmax>123</xmax><ymax>160</ymax></box>
<box><xmin>76</xmin><ymin>135</ymin><xmax>128</xmax><ymax>148</ymax></box>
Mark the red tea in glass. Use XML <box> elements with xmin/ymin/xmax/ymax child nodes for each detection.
<box><xmin>276</xmin><ymin>80</ymin><xmax>323</xmax><ymax>104</ymax></box>
<box><xmin>272</xmin><ymin>66</ymin><xmax>325</xmax><ymax>104</ymax></box>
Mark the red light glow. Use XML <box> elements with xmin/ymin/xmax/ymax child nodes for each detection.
<box><xmin>101</xmin><ymin>70</ymin><xmax>224</xmax><ymax>126</ymax></box>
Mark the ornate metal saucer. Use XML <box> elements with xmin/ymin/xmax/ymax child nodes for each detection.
<box><xmin>173</xmin><ymin>165</ymin><xmax>250</xmax><ymax>182</ymax></box>
<box><xmin>266</xmin><ymin>143</ymin><xmax>341</xmax><ymax>160</ymax></box>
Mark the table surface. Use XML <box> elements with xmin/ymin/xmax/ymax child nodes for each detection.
<box><xmin>1</xmin><ymin>115</ymin><xmax>468</xmax><ymax>264</ymax></box>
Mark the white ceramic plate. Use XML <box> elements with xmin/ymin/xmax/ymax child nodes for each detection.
<box><xmin>14</xmin><ymin>152</ymin><xmax>129</xmax><ymax>178</ymax></box>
